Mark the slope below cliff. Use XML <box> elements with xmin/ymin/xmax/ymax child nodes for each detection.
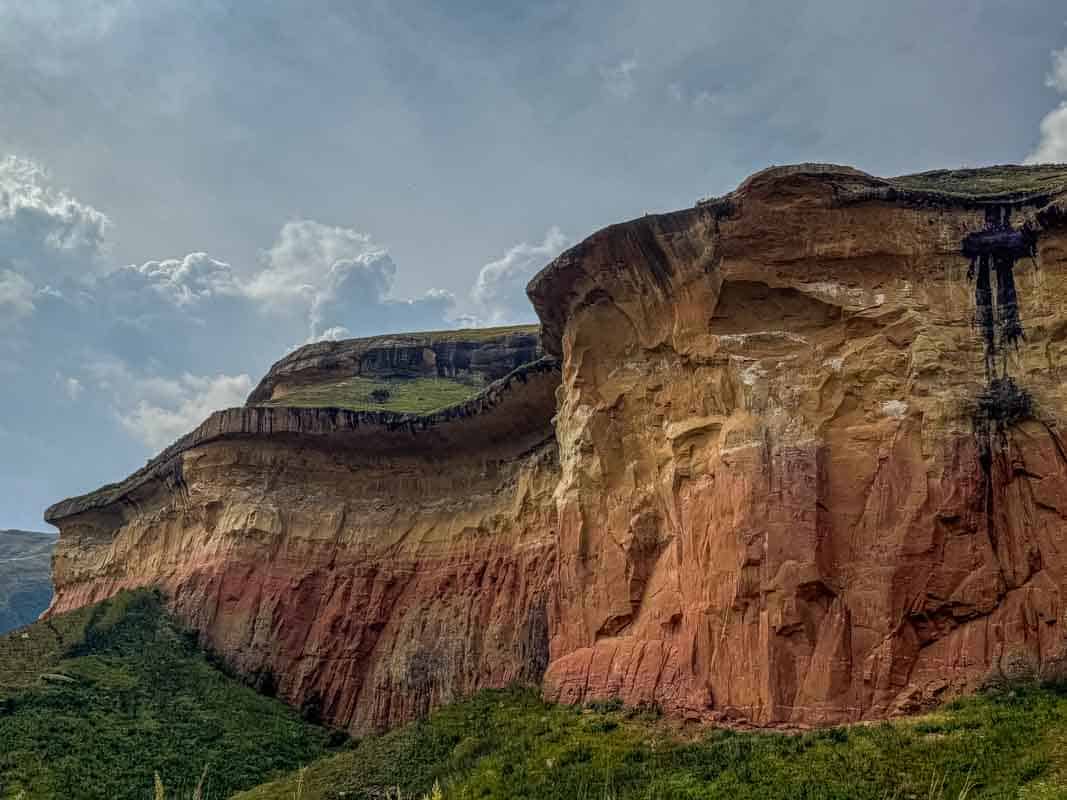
<box><xmin>45</xmin><ymin>163</ymin><xmax>1067</xmax><ymax>733</ymax></box>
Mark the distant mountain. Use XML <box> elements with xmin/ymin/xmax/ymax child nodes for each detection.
<box><xmin>0</xmin><ymin>528</ymin><xmax>56</xmax><ymax>633</ymax></box>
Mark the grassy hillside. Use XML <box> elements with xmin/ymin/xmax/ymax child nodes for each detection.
<box><xmin>238</xmin><ymin>686</ymin><xmax>1067</xmax><ymax>800</ymax></box>
<box><xmin>0</xmin><ymin>529</ymin><xmax>56</xmax><ymax>634</ymax></box>
<box><xmin>262</xmin><ymin>374</ymin><xmax>486</xmax><ymax>414</ymax></box>
<box><xmin>0</xmin><ymin>590</ymin><xmax>339</xmax><ymax>800</ymax></box>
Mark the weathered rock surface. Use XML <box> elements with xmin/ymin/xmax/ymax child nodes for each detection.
<box><xmin>46</xmin><ymin>360</ymin><xmax>559</xmax><ymax>731</ymax></box>
<box><xmin>247</xmin><ymin>325</ymin><xmax>541</xmax><ymax>404</ymax></box>
<box><xmin>47</xmin><ymin>163</ymin><xmax>1067</xmax><ymax>731</ymax></box>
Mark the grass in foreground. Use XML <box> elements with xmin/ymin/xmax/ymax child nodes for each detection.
<box><xmin>260</xmin><ymin>375</ymin><xmax>486</xmax><ymax>414</ymax></box>
<box><xmin>237</xmin><ymin>686</ymin><xmax>1067</xmax><ymax>800</ymax></box>
<box><xmin>0</xmin><ymin>590</ymin><xmax>340</xmax><ymax>800</ymax></box>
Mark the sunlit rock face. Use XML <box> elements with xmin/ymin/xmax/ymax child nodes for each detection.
<box><xmin>529</xmin><ymin>164</ymin><xmax>1067</xmax><ymax>725</ymax></box>
<box><xmin>47</xmin><ymin>363</ymin><xmax>561</xmax><ymax>733</ymax></box>
<box><xmin>48</xmin><ymin>164</ymin><xmax>1067</xmax><ymax>731</ymax></box>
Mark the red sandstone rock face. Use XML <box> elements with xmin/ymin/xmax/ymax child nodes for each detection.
<box><xmin>47</xmin><ymin>164</ymin><xmax>1067</xmax><ymax>731</ymax></box>
<box><xmin>530</xmin><ymin>165</ymin><xmax>1067</xmax><ymax>724</ymax></box>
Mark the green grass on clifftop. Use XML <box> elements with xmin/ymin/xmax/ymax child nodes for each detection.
<box><xmin>890</xmin><ymin>165</ymin><xmax>1067</xmax><ymax>200</ymax></box>
<box><xmin>0</xmin><ymin>590</ymin><xmax>339</xmax><ymax>800</ymax></box>
<box><xmin>261</xmin><ymin>375</ymin><xmax>487</xmax><ymax>414</ymax></box>
<box><xmin>238</xmin><ymin>686</ymin><xmax>1067</xmax><ymax>800</ymax></box>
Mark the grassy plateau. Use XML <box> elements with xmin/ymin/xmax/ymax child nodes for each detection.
<box><xmin>260</xmin><ymin>374</ymin><xmax>487</xmax><ymax>414</ymax></box>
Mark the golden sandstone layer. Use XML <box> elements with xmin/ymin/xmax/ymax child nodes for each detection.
<box><xmin>47</xmin><ymin>164</ymin><xmax>1067</xmax><ymax>731</ymax></box>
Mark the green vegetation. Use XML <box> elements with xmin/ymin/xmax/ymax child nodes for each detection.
<box><xmin>890</xmin><ymin>165</ymin><xmax>1067</xmax><ymax>200</ymax></box>
<box><xmin>389</xmin><ymin>324</ymin><xmax>539</xmax><ymax>343</ymax></box>
<box><xmin>0</xmin><ymin>590</ymin><xmax>339</xmax><ymax>800</ymax></box>
<box><xmin>0</xmin><ymin>529</ymin><xmax>55</xmax><ymax>634</ymax></box>
<box><xmin>262</xmin><ymin>375</ymin><xmax>487</xmax><ymax>414</ymax></box>
<box><xmin>239</xmin><ymin>685</ymin><xmax>1067</xmax><ymax>800</ymax></box>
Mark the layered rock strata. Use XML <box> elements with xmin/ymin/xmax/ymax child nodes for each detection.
<box><xmin>247</xmin><ymin>325</ymin><xmax>540</xmax><ymax>404</ymax></box>
<box><xmin>48</xmin><ymin>164</ymin><xmax>1067</xmax><ymax>730</ymax></box>
<box><xmin>47</xmin><ymin>360</ymin><xmax>560</xmax><ymax>731</ymax></box>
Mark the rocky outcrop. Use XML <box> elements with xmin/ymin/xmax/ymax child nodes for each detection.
<box><xmin>46</xmin><ymin>163</ymin><xmax>1067</xmax><ymax>731</ymax></box>
<box><xmin>247</xmin><ymin>325</ymin><xmax>541</xmax><ymax>404</ymax></box>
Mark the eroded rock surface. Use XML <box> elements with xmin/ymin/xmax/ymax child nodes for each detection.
<box><xmin>47</xmin><ymin>164</ymin><xmax>1067</xmax><ymax>731</ymax></box>
<box><xmin>247</xmin><ymin>325</ymin><xmax>541</xmax><ymax>404</ymax></box>
<box><xmin>530</xmin><ymin>164</ymin><xmax>1067</xmax><ymax>724</ymax></box>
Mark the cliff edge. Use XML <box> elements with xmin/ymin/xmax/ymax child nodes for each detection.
<box><xmin>47</xmin><ymin>163</ymin><xmax>1067</xmax><ymax>730</ymax></box>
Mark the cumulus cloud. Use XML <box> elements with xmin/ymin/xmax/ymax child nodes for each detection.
<box><xmin>0</xmin><ymin>155</ymin><xmax>110</xmax><ymax>281</ymax></box>
<box><xmin>118</xmin><ymin>372</ymin><xmax>253</xmax><ymax>450</ymax></box>
<box><xmin>1026</xmin><ymin>47</ymin><xmax>1067</xmax><ymax>164</ymax></box>
<box><xmin>600</xmin><ymin>58</ymin><xmax>638</xmax><ymax>100</ymax></box>
<box><xmin>249</xmin><ymin>220</ymin><xmax>395</xmax><ymax>333</ymax></box>
<box><xmin>471</xmin><ymin>227</ymin><xmax>567</xmax><ymax>325</ymax></box>
<box><xmin>128</xmin><ymin>253</ymin><xmax>244</xmax><ymax>307</ymax></box>
<box><xmin>86</xmin><ymin>357</ymin><xmax>253</xmax><ymax>449</ymax></box>
<box><xmin>1048</xmin><ymin>47</ymin><xmax>1067</xmax><ymax>93</ymax></box>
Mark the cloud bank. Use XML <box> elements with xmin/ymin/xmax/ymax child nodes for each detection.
<box><xmin>1026</xmin><ymin>47</ymin><xmax>1067</xmax><ymax>164</ymax></box>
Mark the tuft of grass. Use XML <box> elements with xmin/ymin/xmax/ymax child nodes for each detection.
<box><xmin>237</xmin><ymin>685</ymin><xmax>1067</xmax><ymax>800</ymax></box>
<box><xmin>0</xmin><ymin>590</ymin><xmax>340</xmax><ymax>800</ymax></box>
<box><xmin>260</xmin><ymin>375</ymin><xmax>487</xmax><ymax>414</ymax></box>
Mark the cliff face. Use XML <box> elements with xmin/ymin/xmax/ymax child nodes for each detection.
<box><xmin>530</xmin><ymin>164</ymin><xmax>1067</xmax><ymax>724</ymax></box>
<box><xmin>47</xmin><ymin>164</ymin><xmax>1067</xmax><ymax>731</ymax></box>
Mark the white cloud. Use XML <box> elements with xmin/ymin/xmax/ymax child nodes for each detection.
<box><xmin>130</xmin><ymin>253</ymin><xmax>243</xmax><ymax>307</ymax></box>
<box><xmin>57</xmin><ymin>374</ymin><xmax>83</xmax><ymax>401</ymax></box>
<box><xmin>0</xmin><ymin>269</ymin><xmax>35</xmax><ymax>324</ymax></box>
<box><xmin>249</xmin><ymin>219</ymin><xmax>399</xmax><ymax>336</ymax></box>
<box><xmin>0</xmin><ymin>155</ymin><xmax>111</xmax><ymax>280</ymax></box>
<box><xmin>1025</xmin><ymin>103</ymin><xmax>1067</xmax><ymax>165</ymax></box>
<box><xmin>306</xmin><ymin>325</ymin><xmax>351</xmax><ymax>344</ymax></box>
<box><xmin>1048</xmin><ymin>47</ymin><xmax>1067</xmax><ymax>94</ymax></box>
<box><xmin>1026</xmin><ymin>48</ymin><xmax>1067</xmax><ymax>164</ymax></box>
<box><xmin>600</xmin><ymin>59</ymin><xmax>638</xmax><ymax>100</ymax></box>
<box><xmin>471</xmin><ymin>227</ymin><xmax>567</xmax><ymax>325</ymax></box>
<box><xmin>104</xmin><ymin>368</ymin><xmax>253</xmax><ymax>450</ymax></box>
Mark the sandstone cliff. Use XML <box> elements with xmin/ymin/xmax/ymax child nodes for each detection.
<box><xmin>47</xmin><ymin>163</ymin><xmax>1067</xmax><ymax>731</ymax></box>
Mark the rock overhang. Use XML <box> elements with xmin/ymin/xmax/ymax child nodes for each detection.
<box><xmin>526</xmin><ymin>162</ymin><xmax>1067</xmax><ymax>358</ymax></box>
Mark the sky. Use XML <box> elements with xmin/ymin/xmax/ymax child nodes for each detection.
<box><xmin>2</xmin><ymin>0</ymin><xmax>1067</xmax><ymax>530</ymax></box>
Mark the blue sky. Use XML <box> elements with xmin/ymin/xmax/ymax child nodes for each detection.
<box><xmin>2</xmin><ymin>0</ymin><xmax>1067</xmax><ymax>530</ymax></box>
